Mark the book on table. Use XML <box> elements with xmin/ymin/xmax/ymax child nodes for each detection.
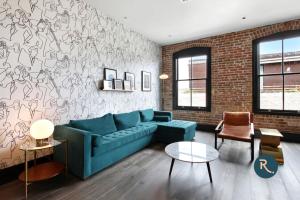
<box><xmin>260</xmin><ymin>135</ymin><xmax>281</xmax><ymax>147</ymax></box>
<box><xmin>259</xmin><ymin>143</ymin><xmax>284</xmax><ymax>164</ymax></box>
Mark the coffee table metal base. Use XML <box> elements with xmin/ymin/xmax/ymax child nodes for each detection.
<box><xmin>206</xmin><ymin>162</ymin><xmax>212</xmax><ymax>183</ymax></box>
<box><xmin>169</xmin><ymin>158</ymin><xmax>175</xmax><ymax>176</ymax></box>
<box><xmin>168</xmin><ymin>159</ymin><xmax>213</xmax><ymax>183</ymax></box>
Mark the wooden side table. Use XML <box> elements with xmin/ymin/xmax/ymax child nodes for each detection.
<box><xmin>18</xmin><ymin>139</ymin><xmax>68</xmax><ymax>199</ymax></box>
<box><xmin>259</xmin><ymin>128</ymin><xmax>284</xmax><ymax>164</ymax></box>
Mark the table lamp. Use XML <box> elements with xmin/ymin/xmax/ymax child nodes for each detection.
<box><xmin>159</xmin><ymin>73</ymin><xmax>169</xmax><ymax>110</ymax></box>
<box><xmin>30</xmin><ymin>119</ymin><xmax>54</xmax><ymax>146</ymax></box>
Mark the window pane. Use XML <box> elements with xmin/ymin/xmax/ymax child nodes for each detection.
<box><xmin>178</xmin><ymin>57</ymin><xmax>191</xmax><ymax>80</ymax></box>
<box><xmin>284</xmin><ymin>74</ymin><xmax>300</xmax><ymax>111</ymax></box>
<box><xmin>283</xmin><ymin>36</ymin><xmax>300</xmax><ymax>73</ymax></box>
<box><xmin>178</xmin><ymin>81</ymin><xmax>190</xmax><ymax>106</ymax></box>
<box><xmin>260</xmin><ymin>75</ymin><xmax>283</xmax><ymax>110</ymax></box>
<box><xmin>192</xmin><ymin>55</ymin><xmax>207</xmax><ymax>79</ymax></box>
<box><xmin>259</xmin><ymin>40</ymin><xmax>282</xmax><ymax>75</ymax></box>
<box><xmin>191</xmin><ymin>80</ymin><xmax>206</xmax><ymax>107</ymax></box>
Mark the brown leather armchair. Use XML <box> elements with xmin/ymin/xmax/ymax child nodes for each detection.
<box><xmin>215</xmin><ymin>112</ymin><xmax>255</xmax><ymax>161</ymax></box>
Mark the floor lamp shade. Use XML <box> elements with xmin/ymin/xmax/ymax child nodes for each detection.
<box><xmin>30</xmin><ymin>119</ymin><xmax>54</xmax><ymax>140</ymax></box>
<box><xmin>159</xmin><ymin>73</ymin><xmax>169</xmax><ymax>80</ymax></box>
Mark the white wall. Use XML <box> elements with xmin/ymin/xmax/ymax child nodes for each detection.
<box><xmin>0</xmin><ymin>0</ymin><xmax>161</xmax><ymax>169</ymax></box>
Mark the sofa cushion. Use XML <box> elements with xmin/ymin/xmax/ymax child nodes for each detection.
<box><xmin>140</xmin><ymin>109</ymin><xmax>154</xmax><ymax>122</ymax></box>
<box><xmin>69</xmin><ymin>113</ymin><xmax>117</xmax><ymax>135</ymax></box>
<box><xmin>92</xmin><ymin>123</ymin><xmax>157</xmax><ymax>156</ymax></box>
<box><xmin>114</xmin><ymin>111</ymin><xmax>141</xmax><ymax>130</ymax></box>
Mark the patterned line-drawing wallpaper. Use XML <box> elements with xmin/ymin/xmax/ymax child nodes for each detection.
<box><xmin>0</xmin><ymin>0</ymin><xmax>161</xmax><ymax>169</ymax></box>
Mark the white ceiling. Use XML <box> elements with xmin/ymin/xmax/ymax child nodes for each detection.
<box><xmin>88</xmin><ymin>0</ymin><xmax>300</xmax><ymax>45</ymax></box>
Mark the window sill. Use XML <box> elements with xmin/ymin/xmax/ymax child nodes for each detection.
<box><xmin>254</xmin><ymin>109</ymin><xmax>300</xmax><ymax>117</ymax></box>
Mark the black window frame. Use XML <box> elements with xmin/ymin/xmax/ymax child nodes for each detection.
<box><xmin>253</xmin><ymin>29</ymin><xmax>300</xmax><ymax>116</ymax></box>
<box><xmin>173</xmin><ymin>47</ymin><xmax>211</xmax><ymax>111</ymax></box>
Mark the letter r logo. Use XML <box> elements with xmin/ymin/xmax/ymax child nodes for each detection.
<box><xmin>254</xmin><ymin>155</ymin><xmax>278</xmax><ymax>178</ymax></box>
<box><xmin>259</xmin><ymin>159</ymin><xmax>274</xmax><ymax>174</ymax></box>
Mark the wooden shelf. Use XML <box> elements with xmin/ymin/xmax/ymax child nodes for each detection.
<box><xmin>101</xmin><ymin>89</ymin><xmax>136</xmax><ymax>92</ymax></box>
<box><xmin>19</xmin><ymin>161</ymin><xmax>65</xmax><ymax>182</ymax></box>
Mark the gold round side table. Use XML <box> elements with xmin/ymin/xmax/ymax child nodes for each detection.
<box><xmin>18</xmin><ymin>139</ymin><xmax>68</xmax><ymax>199</ymax></box>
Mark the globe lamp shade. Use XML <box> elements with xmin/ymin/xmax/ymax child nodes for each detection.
<box><xmin>30</xmin><ymin>119</ymin><xmax>54</xmax><ymax>146</ymax></box>
<box><xmin>159</xmin><ymin>73</ymin><xmax>169</xmax><ymax>80</ymax></box>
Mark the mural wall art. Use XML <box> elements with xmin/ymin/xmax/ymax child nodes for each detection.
<box><xmin>0</xmin><ymin>0</ymin><xmax>161</xmax><ymax>169</ymax></box>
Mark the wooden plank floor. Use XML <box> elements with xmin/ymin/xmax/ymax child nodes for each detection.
<box><xmin>1</xmin><ymin>131</ymin><xmax>300</xmax><ymax>200</ymax></box>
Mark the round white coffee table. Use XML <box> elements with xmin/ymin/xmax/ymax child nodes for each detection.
<box><xmin>165</xmin><ymin>141</ymin><xmax>219</xmax><ymax>182</ymax></box>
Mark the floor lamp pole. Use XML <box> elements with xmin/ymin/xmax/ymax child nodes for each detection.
<box><xmin>162</xmin><ymin>79</ymin><xmax>165</xmax><ymax>110</ymax></box>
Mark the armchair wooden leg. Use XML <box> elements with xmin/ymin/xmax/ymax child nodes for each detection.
<box><xmin>251</xmin><ymin>136</ymin><xmax>254</xmax><ymax>162</ymax></box>
<box><xmin>222</xmin><ymin>138</ymin><xmax>224</xmax><ymax>142</ymax></box>
<box><xmin>214</xmin><ymin>132</ymin><xmax>217</xmax><ymax>149</ymax></box>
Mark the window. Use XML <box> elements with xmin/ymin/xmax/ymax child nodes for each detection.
<box><xmin>253</xmin><ymin>30</ymin><xmax>300</xmax><ymax>115</ymax></box>
<box><xmin>173</xmin><ymin>47</ymin><xmax>211</xmax><ymax>111</ymax></box>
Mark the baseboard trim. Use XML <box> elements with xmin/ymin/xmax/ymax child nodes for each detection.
<box><xmin>0</xmin><ymin>155</ymin><xmax>52</xmax><ymax>185</ymax></box>
<box><xmin>196</xmin><ymin>123</ymin><xmax>215</xmax><ymax>132</ymax></box>
<box><xmin>197</xmin><ymin>123</ymin><xmax>300</xmax><ymax>143</ymax></box>
<box><xmin>281</xmin><ymin>132</ymin><xmax>300</xmax><ymax>143</ymax></box>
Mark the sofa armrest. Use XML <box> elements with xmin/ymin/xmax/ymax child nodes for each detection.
<box><xmin>91</xmin><ymin>134</ymin><xmax>103</xmax><ymax>147</ymax></box>
<box><xmin>53</xmin><ymin>125</ymin><xmax>92</xmax><ymax>179</ymax></box>
<box><xmin>154</xmin><ymin>111</ymin><xmax>173</xmax><ymax>120</ymax></box>
<box><xmin>153</xmin><ymin>116</ymin><xmax>171</xmax><ymax>122</ymax></box>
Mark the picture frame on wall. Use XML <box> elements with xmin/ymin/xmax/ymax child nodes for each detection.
<box><xmin>124</xmin><ymin>72</ymin><xmax>135</xmax><ymax>90</ymax></box>
<box><xmin>142</xmin><ymin>71</ymin><xmax>151</xmax><ymax>91</ymax></box>
<box><xmin>104</xmin><ymin>68</ymin><xmax>117</xmax><ymax>80</ymax></box>
<box><xmin>123</xmin><ymin>80</ymin><xmax>131</xmax><ymax>91</ymax></box>
<box><xmin>103</xmin><ymin>80</ymin><xmax>113</xmax><ymax>90</ymax></box>
<box><xmin>114</xmin><ymin>79</ymin><xmax>123</xmax><ymax>90</ymax></box>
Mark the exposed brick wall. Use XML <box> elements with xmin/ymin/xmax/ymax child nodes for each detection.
<box><xmin>162</xmin><ymin>19</ymin><xmax>300</xmax><ymax>134</ymax></box>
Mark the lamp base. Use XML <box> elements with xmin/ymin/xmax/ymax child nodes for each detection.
<box><xmin>35</xmin><ymin>138</ymin><xmax>49</xmax><ymax>147</ymax></box>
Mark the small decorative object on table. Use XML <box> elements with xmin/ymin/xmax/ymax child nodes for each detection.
<box><xmin>142</xmin><ymin>71</ymin><xmax>151</xmax><ymax>91</ymax></box>
<box><xmin>19</xmin><ymin>119</ymin><xmax>67</xmax><ymax>199</ymax></box>
<box><xmin>113</xmin><ymin>79</ymin><xmax>123</xmax><ymax>90</ymax></box>
<box><xmin>103</xmin><ymin>80</ymin><xmax>113</xmax><ymax>90</ymax></box>
<box><xmin>125</xmin><ymin>72</ymin><xmax>135</xmax><ymax>90</ymax></box>
<box><xmin>104</xmin><ymin>68</ymin><xmax>117</xmax><ymax>80</ymax></box>
<box><xmin>259</xmin><ymin>128</ymin><xmax>284</xmax><ymax>164</ymax></box>
<box><xmin>123</xmin><ymin>80</ymin><xmax>131</xmax><ymax>90</ymax></box>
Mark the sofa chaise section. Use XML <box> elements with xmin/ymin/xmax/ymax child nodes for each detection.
<box><xmin>155</xmin><ymin>120</ymin><xmax>197</xmax><ymax>143</ymax></box>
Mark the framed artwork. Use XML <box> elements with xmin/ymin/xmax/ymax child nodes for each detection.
<box><xmin>103</xmin><ymin>80</ymin><xmax>113</xmax><ymax>90</ymax></box>
<box><xmin>114</xmin><ymin>79</ymin><xmax>123</xmax><ymax>90</ymax></box>
<box><xmin>123</xmin><ymin>80</ymin><xmax>131</xmax><ymax>90</ymax></box>
<box><xmin>124</xmin><ymin>72</ymin><xmax>135</xmax><ymax>90</ymax></box>
<box><xmin>104</xmin><ymin>68</ymin><xmax>117</xmax><ymax>80</ymax></box>
<box><xmin>142</xmin><ymin>71</ymin><xmax>151</xmax><ymax>91</ymax></box>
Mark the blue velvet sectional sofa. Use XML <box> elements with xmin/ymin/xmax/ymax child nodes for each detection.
<box><xmin>54</xmin><ymin>109</ymin><xmax>196</xmax><ymax>179</ymax></box>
